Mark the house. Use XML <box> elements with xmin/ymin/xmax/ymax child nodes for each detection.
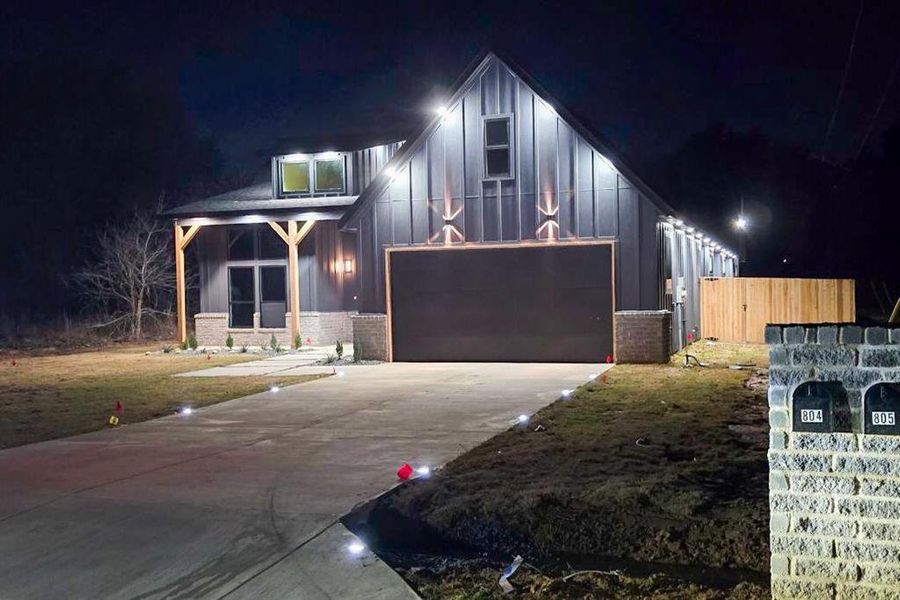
<box><xmin>164</xmin><ymin>51</ymin><xmax>737</xmax><ymax>362</ymax></box>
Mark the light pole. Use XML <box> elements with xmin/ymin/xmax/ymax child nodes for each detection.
<box><xmin>732</xmin><ymin>196</ymin><xmax>748</xmax><ymax>266</ymax></box>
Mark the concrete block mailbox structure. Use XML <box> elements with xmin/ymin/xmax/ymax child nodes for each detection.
<box><xmin>767</xmin><ymin>324</ymin><xmax>900</xmax><ymax>599</ymax></box>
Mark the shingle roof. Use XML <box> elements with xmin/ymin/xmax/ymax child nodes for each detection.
<box><xmin>162</xmin><ymin>182</ymin><xmax>357</xmax><ymax>217</ymax></box>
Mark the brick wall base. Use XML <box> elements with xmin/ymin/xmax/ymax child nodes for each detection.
<box><xmin>352</xmin><ymin>313</ymin><xmax>388</xmax><ymax>361</ymax></box>
<box><xmin>194</xmin><ymin>311</ymin><xmax>355</xmax><ymax>348</ymax></box>
<box><xmin>767</xmin><ymin>324</ymin><xmax>900</xmax><ymax>600</ymax></box>
<box><xmin>614</xmin><ymin>310</ymin><xmax>672</xmax><ymax>363</ymax></box>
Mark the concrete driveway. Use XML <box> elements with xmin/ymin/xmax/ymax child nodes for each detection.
<box><xmin>0</xmin><ymin>362</ymin><xmax>607</xmax><ymax>599</ymax></box>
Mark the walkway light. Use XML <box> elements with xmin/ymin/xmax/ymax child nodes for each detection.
<box><xmin>347</xmin><ymin>541</ymin><xmax>366</xmax><ymax>556</ymax></box>
<box><xmin>516</xmin><ymin>414</ymin><xmax>530</xmax><ymax>424</ymax></box>
<box><xmin>179</xmin><ymin>406</ymin><xmax>193</xmax><ymax>416</ymax></box>
<box><xmin>415</xmin><ymin>466</ymin><xmax>431</xmax><ymax>477</ymax></box>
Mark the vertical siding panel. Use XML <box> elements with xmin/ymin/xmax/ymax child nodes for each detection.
<box><xmin>500</xmin><ymin>180</ymin><xmax>518</xmax><ymax>240</ymax></box>
<box><xmin>410</xmin><ymin>145</ymin><xmax>429</xmax><ymax>244</ymax></box>
<box><xmin>444</xmin><ymin>103</ymin><xmax>465</xmax><ymax>239</ymax></box>
<box><xmin>536</xmin><ymin>100</ymin><xmax>557</xmax><ymax>239</ymax></box>
<box><xmin>517</xmin><ymin>84</ymin><xmax>536</xmax><ymax>240</ymax></box>
<box><xmin>557</xmin><ymin>121</ymin><xmax>575</xmax><ymax>238</ymax></box>
<box><xmin>638</xmin><ymin>196</ymin><xmax>660</xmax><ymax>310</ymax></box>
<box><xmin>463</xmin><ymin>83</ymin><xmax>483</xmax><ymax>241</ymax></box>
<box><xmin>481</xmin><ymin>61</ymin><xmax>499</xmax><ymax>116</ymax></box>
<box><xmin>498</xmin><ymin>64</ymin><xmax>515</xmax><ymax>113</ymax></box>
<box><xmin>390</xmin><ymin>165</ymin><xmax>411</xmax><ymax>245</ymax></box>
<box><xmin>428</xmin><ymin>131</ymin><xmax>445</xmax><ymax>241</ymax></box>
<box><xmin>595</xmin><ymin>155</ymin><xmax>618</xmax><ymax>237</ymax></box>
<box><xmin>617</xmin><ymin>177</ymin><xmax>639</xmax><ymax>309</ymax></box>
<box><xmin>576</xmin><ymin>137</ymin><xmax>594</xmax><ymax>237</ymax></box>
<box><xmin>374</xmin><ymin>200</ymin><xmax>392</xmax><ymax>312</ymax></box>
<box><xmin>358</xmin><ymin>210</ymin><xmax>374</xmax><ymax>312</ymax></box>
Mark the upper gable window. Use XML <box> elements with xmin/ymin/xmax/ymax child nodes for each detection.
<box><xmin>314</xmin><ymin>158</ymin><xmax>344</xmax><ymax>192</ymax></box>
<box><xmin>281</xmin><ymin>160</ymin><xmax>310</xmax><ymax>194</ymax></box>
<box><xmin>484</xmin><ymin>116</ymin><xmax>514</xmax><ymax>179</ymax></box>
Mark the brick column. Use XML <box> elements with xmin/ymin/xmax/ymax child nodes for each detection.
<box><xmin>614</xmin><ymin>310</ymin><xmax>672</xmax><ymax>363</ymax></box>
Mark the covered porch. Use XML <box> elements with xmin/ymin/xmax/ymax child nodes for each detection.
<box><xmin>167</xmin><ymin>198</ymin><xmax>359</xmax><ymax>348</ymax></box>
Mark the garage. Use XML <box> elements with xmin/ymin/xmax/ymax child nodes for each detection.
<box><xmin>388</xmin><ymin>243</ymin><xmax>614</xmax><ymax>362</ymax></box>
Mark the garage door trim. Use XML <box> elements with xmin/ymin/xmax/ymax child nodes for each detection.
<box><xmin>384</xmin><ymin>239</ymin><xmax>617</xmax><ymax>362</ymax></box>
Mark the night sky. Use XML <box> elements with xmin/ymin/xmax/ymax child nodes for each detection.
<box><xmin>2</xmin><ymin>1</ymin><xmax>898</xmax><ymax>318</ymax></box>
<box><xmin>4</xmin><ymin>1</ymin><xmax>898</xmax><ymax>168</ymax></box>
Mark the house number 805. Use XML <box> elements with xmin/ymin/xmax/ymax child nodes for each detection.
<box><xmin>872</xmin><ymin>412</ymin><xmax>896</xmax><ymax>426</ymax></box>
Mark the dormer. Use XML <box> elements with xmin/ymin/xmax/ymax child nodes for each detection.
<box><xmin>272</xmin><ymin>151</ymin><xmax>348</xmax><ymax>198</ymax></box>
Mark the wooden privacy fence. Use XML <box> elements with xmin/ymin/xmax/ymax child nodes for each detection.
<box><xmin>700</xmin><ymin>277</ymin><xmax>856</xmax><ymax>343</ymax></box>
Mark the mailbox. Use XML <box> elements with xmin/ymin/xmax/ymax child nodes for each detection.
<box><xmin>792</xmin><ymin>382</ymin><xmax>835</xmax><ymax>433</ymax></box>
<box><xmin>864</xmin><ymin>383</ymin><xmax>900</xmax><ymax>436</ymax></box>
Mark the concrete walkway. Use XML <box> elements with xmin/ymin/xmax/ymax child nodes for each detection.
<box><xmin>0</xmin><ymin>362</ymin><xmax>611</xmax><ymax>599</ymax></box>
<box><xmin>176</xmin><ymin>344</ymin><xmax>354</xmax><ymax>377</ymax></box>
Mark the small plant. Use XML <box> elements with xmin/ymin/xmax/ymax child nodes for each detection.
<box><xmin>335</xmin><ymin>340</ymin><xmax>344</xmax><ymax>359</ymax></box>
<box><xmin>270</xmin><ymin>333</ymin><xmax>282</xmax><ymax>353</ymax></box>
<box><xmin>240</xmin><ymin>344</ymin><xmax>248</xmax><ymax>353</ymax></box>
<box><xmin>260</xmin><ymin>338</ymin><xmax>269</xmax><ymax>351</ymax></box>
<box><xmin>162</xmin><ymin>344</ymin><xmax>173</xmax><ymax>353</ymax></box>
<box><xmin>353</xmin><ymin>342</ymin><xmax>362</xmax><ymax>362</ymax></box>
<box><xmin>187</xmin><ymin>333</ymin><xmax>198</xmax><ymax>350</ymax></box>
<box><xmin>323</xmin><ymin>353</ymin><xmax>337</xmax><ymax>364</ymax></box>
<box><xmin>294</xmin><ymin>333</ymin><xmax>302</xmax><ymax>349</ymax></box>
<box><xmin>180</xmin><ymin>339</ymin><xmax>188</xmax><ymax>351</ymax></box>
<box><xmin>225</xmin><ymin>333</ymin><xmax>234</xmax><ymax>349</ymax></box>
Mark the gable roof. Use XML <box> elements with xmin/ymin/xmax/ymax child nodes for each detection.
<box><xmin>339</xmin><ymin>50</ymin><xmax>677</xmax><ymax>229</ymax></box>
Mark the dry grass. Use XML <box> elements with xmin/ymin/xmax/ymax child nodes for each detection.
<box><xmin>381</xmin><ymin>342</ymin><xmax>771</xmax><ymax>598</ymax></box>
<box><xmin>0</xmin><ymin>345</ymin><xmax>324</xmax><ymax>448</ymax></box>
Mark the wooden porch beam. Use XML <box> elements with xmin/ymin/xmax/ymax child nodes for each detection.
<box><xmin>293</xmin><ymin>219</ymin><xmax>316</xmax><ymax>245</ymax></box>
<box><xmin>267</xmin><ymin>221</ymin><xmax>291</xmax><ymax>245</ymax></box>
<box><xmin>179</xmin><ymin>224</ymin><xmax>202</xmax><ymax>250</ymax></box>
<box><xmin>174</xmin><ymin>225</ymin><xmax>187</xmax><ymax>344</ymax></box>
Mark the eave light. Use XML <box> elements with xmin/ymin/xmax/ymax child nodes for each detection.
<box><xmin>435</xmin><ymin>105</ymin><xmax>450</xmax><ymax>118</ymax></box>
<box><xmin>318</xmin><ymin>151</ymin><xmax>340</xmax><ymax>160</ymax></box>
<box><xmin>283</xmin><ymin>153</ymin><xmax>308</xmax><ymax>162</ymax></box>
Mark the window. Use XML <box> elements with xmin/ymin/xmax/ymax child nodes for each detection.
<box><xmin>259</xmin><ymin>266</ymin><xmax>286</xmax><ymax>328</ymax></box>
<box><xmin>259</xmin><ymin>225</ymin><xmax>287</xmax><ymax>260</ymax></box>
<box><xmin>228</xmin><ymin>267</ymin><xmax>255</xmax><ymax>328</ymax></box>
<box><xmin>314</xmin><ymin>158</ymin><xmax>344</xmax><ymax>192</ymax></box>
<box><xmin>281</xmin><ymin>161</ymin><xmax>310</xmax><ymax>194</ymax></box>
<box><xmin>484</xmin><ymin>116</ymin><xmax>513</xmax><ymax>179</ymax></box>
<box><xmin>228</xmin><ymin>227</ymin><xmax>254</xmax><ymax>261</ymax></box>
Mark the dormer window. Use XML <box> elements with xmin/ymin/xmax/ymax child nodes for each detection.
<box><xmin>483</xmin><ymin>115</ymin><xmax>514</xmax><ymax>179</ymax></box>
<box><xmin>281</xmin><ymin>160</ymin><xmax>310</xmax><ymax>194</ymax></box>
<box><xmin>276</xmin><ymin>153</ymin><xmax>346</xmax><ymax>197</ymax></box>
<box><xmin>314</xmin><ymin>158</ymin><xmax>344</xmax><ymax>192</ymax></box>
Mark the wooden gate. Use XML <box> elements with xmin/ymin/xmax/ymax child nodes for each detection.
<box><xmin>700</xmin><ymin>278</ymin><xmax>856</xmax><ymax>343</ymax></box>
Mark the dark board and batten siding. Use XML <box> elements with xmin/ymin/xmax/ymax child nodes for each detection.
<box><xmin>349</xmin><ymin>55</ymin><xmax>661</xmax><ymax>314</ymax></box>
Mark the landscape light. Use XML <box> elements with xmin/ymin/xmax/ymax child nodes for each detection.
<box><xmin>561</xmin><ymin>389</ymin><xmax>572</xmax><ymax>397</ymax></box>
<box><xmin>180</xmin><ymin>407</ymin><xmax>193</xmax><ymax>416</ymax></box>
<box><xmin>517</xmin><ymin>414</ymin><xmax>530</xmax><ymax>424</ymax></box>
<box><xmin>270</xmin><ymin>385</ymin><xmax>280</xmax><ymax>393</ymax></box>
<box><xmin>733</xmin><ymin>215</ymin><xmax>748</xmax><ymax>231</ymax></box>
<box><xmin>415</xmin><ymin>466</ymin><xmax>431</xmax><ymax>477</ymax></box>
<box><xmin>347</xmin><ymin>541</ymin><xmax>366</xmax><ymax>556</ymax></box>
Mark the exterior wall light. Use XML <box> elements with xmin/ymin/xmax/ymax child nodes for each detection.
<box><xmin>343</xmin><ymin>259</ymin><xmax>354</xmax><ymax>274</ymax></box>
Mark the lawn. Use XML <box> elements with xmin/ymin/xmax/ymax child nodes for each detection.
<box><xmin>0</xmin><ymin>345</ymin><xmax>325</xmax><ymax>449</ymax></box>
<box><xmin>357</xmin><ymin>341</ymin><xmax>771</xmax><ymax>599</ymax></box>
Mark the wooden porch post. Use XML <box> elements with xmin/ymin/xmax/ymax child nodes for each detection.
<box><xmin>287</xmin><ymin>221</ymin><xmax>301</xmax><ymax>345</ymax></box>
<box><xmin>174</xmin><ymin>223</ymin><xmax>202</xmax><ymax>344</ymax></box>
<box><xmin>268</xmin><ymin>220</ymin><xmax>316</xmax><ymax>347</ymax></box>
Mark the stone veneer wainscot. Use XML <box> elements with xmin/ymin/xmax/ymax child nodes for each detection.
<box><xmin>767</xmin><ymin>324</ymin><xmax>900</xmax><ymax>600</ymax></box>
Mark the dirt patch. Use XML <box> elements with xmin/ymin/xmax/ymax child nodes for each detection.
<box><xmin>349</xmin><ymin>342</ymin><xmax>771</xmax><ymax>597</ymax></box>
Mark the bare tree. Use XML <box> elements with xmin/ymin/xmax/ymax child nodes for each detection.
<box><xmin>72</xmin><ymin>203</ymin><xmax>176</xmax><ymax>338</ymax></box>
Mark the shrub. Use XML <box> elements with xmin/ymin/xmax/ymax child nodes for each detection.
<box><xmin>225</xmin><ymin>333</ymin><xmax>234</xmax><ymax>349</ymax></box>
<box><xmin>294</xmin><ymin>333</ymin><xmax>302</xmax><ymax>349</ymax></box>
<box><xmin>187</xmin><ymin>333</ymin><xmax>198</xmax><ymax>350</ymax></box>
<box><xmin>335</xmin><ymin>340</ymin><xmax>344</xmax><ymax>359</ymax></box>
<box><xmin>323</xmin><ymin>353</ymin><xmax>336</xmax><ymax>364</ymax></box>
<box><xmin>270</xmin><ymin>333</ymin><xmax>282</xmax><ymax>352</ymax></box>
<box><xmin>162</xmin><ymin>344</ymin><xmax>173</xmax><ymax>353</ymax></box>
<box><xmin>180</xmin><ymin>339</ymin><xmax>188</xmax><ymax>351</ymax></box>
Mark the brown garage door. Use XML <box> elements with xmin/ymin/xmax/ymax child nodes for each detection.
<box><xmin>389</xmin><ymin>244</ymin><xmax>614</xmax><ymax>362</ymax></box>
